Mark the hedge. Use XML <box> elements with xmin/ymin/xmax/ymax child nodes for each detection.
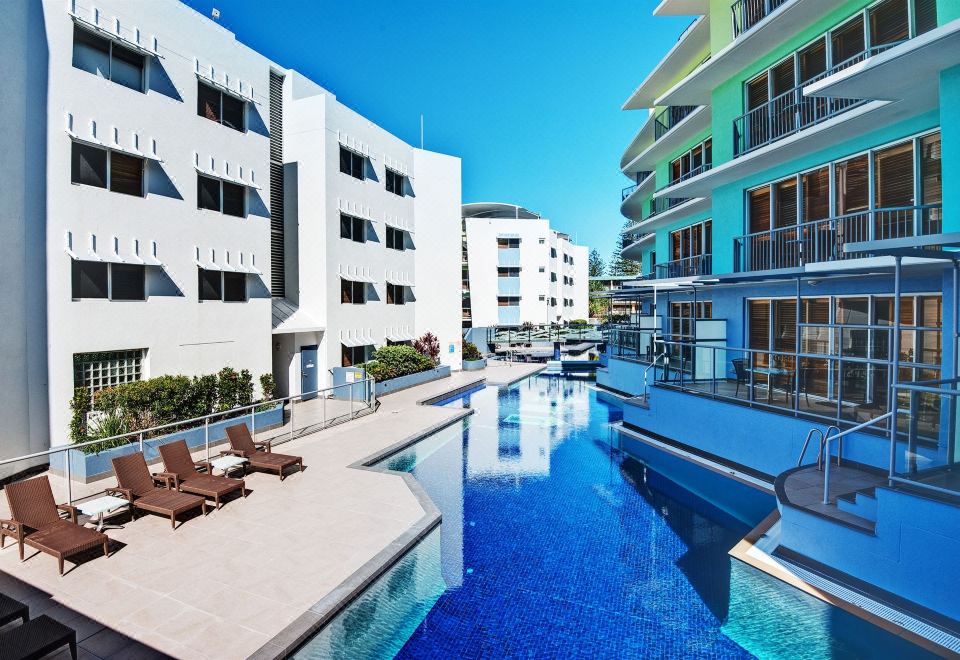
<box><xmin>462</xmin><ymin>341</ymin><xmax>482</xmax><ymax>361</ymax></box>
<box><xmin>359</xmin><ymin>345</ymin><xmax>435</xmax><ymax>382</ymax></box>
<box><xmin>70</xmin><ymin>368</ymin><xmax>271</xmax><ymax>453</ymax></box>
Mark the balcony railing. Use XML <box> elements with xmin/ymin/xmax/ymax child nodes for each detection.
<box><xmin>654</xmin><ymin>106</ymin><xmax>698</xmax><ymax>141</ymax></box>
<box><xmin>731</xmin><ymin>0</ymin><xmax>788</xmax><ymax>39</ymax></box>
<box><xmin>733</xmin><ymin>204</ymin><xmax>943</xmax><ymax>272</ymax></box>
<box><xmin>656</xmin><ymin>253</ymin><xmax>712</xmax><ymax>279</ymax></box>
<box><xmin>621</xmin><ymin>171</ymin><xmax>653</xmax><ymax>202</ymax></box>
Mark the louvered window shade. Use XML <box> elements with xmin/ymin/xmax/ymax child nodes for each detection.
<box><xmin>774</xmin><ymin>179</ymin><xmax>797</xmax><ymax>228</ymax></box>
<box><xmin>831</xmin><ymin>17</ymin><xmax>865</xmax><ymax>66</ymax></box>
<box><xmin>269</xmin><ymin>70</ymin><xmax>285</xmax><ymax>297</ymax></box>
<box><xmin>802</xmin><ymin>168</ymin><xmax>830</xmax><ymax>221</ymax></box>
<box><xmin>749</xmin><ymin>187</ymin><xmax>771</xmax><ymax>233</ymax></box>
<box><xmin>110</xmin><ymin>152</ymin><xmax>143</xmax><ymax>197</ymax></box>
<box><xmin>835</xmin><ymin>155</ymin><xmax>869</xmax><ymax>215</ymax></box>
<box><xmin>774</xmin><ymin>299</ymin><xmax>797</xmax><ymax>352</ymax></box>
<box><xmin>874</xmin><ymin>140</ymin><xmax>914</xmax><ymax>208</ymax></box>
<box><xmin>798</xmin><ymin>39</ymin><xmax>827</xmax><ymax>83</ymax></box>
<box><xmin>749</xmin><ymin>300</ymin><xmax>771</xmax><ymax>351</ymax></box>
<box><xmin>921</xmin><ymin>132</ymin><xmax>942</xmax><ymax>205</ymax></box>
<box><xmin>914</xmin><ymin>0</ymin><xmax>937</xmax><ymax>35</ymax></box>
<box><xmin>747</xmin><ymin>74</ymin><xmax>768</xmax><ymax>110</ymax></box>
<box><xmin>771</xmin><ymin>60</ymin><xmax>795</xmax><ymax>96</ymax></box>
<box><xmin>869</xmin><ymin>0</ymin><xmax>909</xmax><ymax>46</ymax></box>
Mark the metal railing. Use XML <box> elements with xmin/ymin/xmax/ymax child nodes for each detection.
<box><xmin>655</xmin><ymin>253</ymin><xmax>712</xmax><ymax>279</ymax></box>
<box><xmin>654</xmin><ymin>106</ymin><xmax>697</xmax><ymax>141</ymax></box>
<box><xmin>820</xmin><ymin>412</ymin><xmax>892</xmax><ymax>504</ymax></box>
<box><xmin>650</xmin><ymin>193</ymin><xmax>692</xmax><ymax>218</ymax></box>
<box><xmin>733</xmin><ymin>204</ymin><xmax>943</xmax><ymax>272</ymax></box>
<box><xmin>731</xmin><ymin>0</ymin><xmax>788</xmax><ymax>39</ymax></box>
<box><xmin>605</xmin><ymin>329</ymin><xmax>942</xmax><ymax>434</ymax></box>
<box><xmin>0</xmin><ymin>377</ymin><xmax>377</xmax><ymax>504</ymax></box>
<box><xmin>621</xmin><ymin>171</ymin><xmax>652</xmax><ymax>202</ymax></box>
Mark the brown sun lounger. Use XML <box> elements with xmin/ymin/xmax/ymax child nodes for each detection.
<box><xmin>225</xmin><ymin>424</ymin><xmax>303</xmax><ymax>481</ymax></box>
<box><xmin>158</xmin><ymin>439</ymin><xmax>246</xmax><ymax>509</ymax></box>
<box><xmin>108</xmin><ymin>452</ymin><xmax>207</xmax><ymax>529</ymax></box>
<box><xmin>0</xmin><ymin>476</ymin><xmax>109</xmax><ymax>575</ymax></box>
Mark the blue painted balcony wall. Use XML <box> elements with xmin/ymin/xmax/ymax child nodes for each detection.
<box><xmin>941</xmin><ymin>64</ymin><xmax>960</xmax><ymax>232</ymax></box>
<box><xmin>780</xmin><ymin>486</ymin><xmax>960</xmax><ymax>622</ymax></box>
<box><xmin>596</xmin><ymin>357</ymin><xmax>648</xmax><ymax>396</ymax></box>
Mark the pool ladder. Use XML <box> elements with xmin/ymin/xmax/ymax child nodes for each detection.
<box><xmin>797</xmin><ymin>425</ymin><xmax>842</xmax><ymax>470</ymax></box>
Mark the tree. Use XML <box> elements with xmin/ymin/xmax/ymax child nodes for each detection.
<box><xmin>413</xmin><ymin>332</ymin><xmax>440</xmax><ymax>365</ymax></box>
<box><xmin>609</xmin><ymin>220</ymin><xmax>642</xmax><ymax>277</ymax></box>
<box><xmin>588</xmin><ymin>249</ymin><xmax>605</xmax><ymax>278</ymax></box>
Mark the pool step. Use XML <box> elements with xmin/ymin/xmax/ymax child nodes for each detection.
<box><xmin>836</xmin><ymin>488</ymin><xmax>878</xmax><ymax>522</ymax></box>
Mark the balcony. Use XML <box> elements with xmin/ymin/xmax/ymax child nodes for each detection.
<box><xmin>497</xmin><ymin>248</ymin><xmax>521</xmax><ymax>267</ymax></box>
<box><xmin>655</xmin><ymin>253</ymin><xmax>712</xmax><ymax>279</ymax></box>
<box><xmin>731</xmin><ymin>0</ymin><xmax>788</xmax><ymax>39</ymax></box>
<box><xmin>621</xmin><ymin>106</ymin><xmax>711</xmax><ymax>178</ymax></box>
<box><xmin>733</xmin><ymin>204</ymin><xmax>942</xmax><ymax>273</ymax></box>
<box><xmin>621</xmin><ymin>171</ymin><xmax>653</xmax><ymax>202</ymax></box>
<box><xmin>654</xmin><ymin>105</ymin><xmax>697</xmax><ymax>140</ymax></box>
<box><xmin>498</xmin><ymin>306</ymin><xmax>521</xmax><ymax>327</ymax></box>
<box><xmin>497</xmin><ymin>277</ymin><xmax>521</xmax><ymax>296</ymax></box>
<box><xmin>733</xmin><ymin>79</ymin><xmax>867</xmax><ymax>157</ymax></box>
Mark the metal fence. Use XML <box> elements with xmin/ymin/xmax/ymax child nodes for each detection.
<box><xmin>731</xmin><ymin>0</ymin><xmax>787</xmax><ymax>39</ymax></box>
<box><xmin>0</xmin><ymin>377</ymin><xmax>377</xmax><ymax>504</ymax></box>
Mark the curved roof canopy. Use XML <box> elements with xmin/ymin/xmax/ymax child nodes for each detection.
<box><xmin>462</xmin><ymin>202</ymin><xmax>541</xmax><ymax>219</ymax></box>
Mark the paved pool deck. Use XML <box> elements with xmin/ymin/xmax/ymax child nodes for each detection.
<box><xmin>0</xmin><ymin>362</ymin><xmax>544</xmax><ymax>660</ymax></box>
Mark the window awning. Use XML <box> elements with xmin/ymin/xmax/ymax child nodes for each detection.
<box><xmin>69</xmin><ymin>7</ymin><xmax>160</xmax><ymax>58</ymax></box>
<box><xmin>497</xmin><ymin>233</ymin><xmax>522</xmax><ymax>239</ymax></box>
<box><xmin>341</xmin><ymin>331</ymin><xmax>375</xmax><ymax>347</ymax></box>
<box><xmin>386</xmin><ymin>329</ymin><xmax>415</xmax><ymax>342</ymax></box>
<box><xmin>195</xmin><ymin>154</ymin><xmax>261</xmax><ymax>190</ymax></box>
<box><xmin>272</xmin><ymin>298</ymin><xmax>324</xmax><ymax>335</ymax></box>
<box><xmin>195</xmin><ymin>61</ymin><xmax>256</xmax><ymax>104</ymax></box>
<box><xmin>385</xmin><ymin>273</ymin><xmax>415</xmax><ymax>287</ymax></box>
<box><xmin>65</xmin><ymin>233</ymin><xmax>163</xmax><ymax>266</ymax></box>
<box><xmin>66</xmin><ymin>115</ymin><xmax>162</xmax><ymax>162</ymax></box>
<box><xmin>195</xmin><ymin>248</ymin><xmax>260</xmax><ymax>274</ymax></box>
<box><xmin>339</xmin><ymin>266</ymin><xmax>377</xmax><ymax>283</ymax></box>
<box><xmin>384</xmin><ymin>218</ymin><xmax>414</xmax><ymax>233</ymax></box>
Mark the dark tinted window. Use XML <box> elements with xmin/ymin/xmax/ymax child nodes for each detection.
<box><xmin>198</xmin><ymin>174</ymin><xmax>221</xmax><ymax>211</ymax></box>
<box><xmin>340</xmin><ymin>215</ymin><xmax>352</xmax><ymax>239</ymax></box>
<box><xmin>340</xmin><ymin>279</ymin><xmax>365</xmax><ymax>304</ymax></box>
<box><xmin>387</xmin><ymin>227</ymin><xmax>405</xmax><ymax>250</ymax></box>
<box><xmin>198</xmin><ymin>268</ymin><xmax>222</xmax><ymax>301</ymax></box>
<box><xmin>110</xmin><ymin>152</ymin><xmax>143</xmax><ymax>196</ymax></box>
<box><xmin>339</xmin><ymin>147</ymin><xmax>364</xmax><ymax>179</ymax></box>
<box><xmin>72</xmin><ymin>260</ymin><xmax>108</xmax><ymax>299</ymax></box>
<box><xmin>223</xmin><ymin>272</ymin><xmax>247</xmax><ymax>301</ymax></box>
<box><xmin>340</xmin><ymin>214</ymin><xmax>365</xmax><ymax>242</ymax></box>
<box><xmin>387</xmin><ymin>283</ymin><xmax>405</xmax><ymax>305</ymax></box>
<box><xmin>386</xmin><ymin>170</ymin><xmax>405</xmax><ymax>196</ymax></box>
<box><xmin>197</xmin><ymin>82</ymin><xmax>221</xmax><ymax>122</ymax></box>
<box><xmin>71</xmin><ymin>142</ymin><xmax>107</xmax><ymax>188</ymax></box>
<box><xmin>221</xmin><ymin>94</ymin><xmax>245</xmax><ymax>131</ymax></box>
<box><xmin>222</xmin><ymin>182</ymin><xmax>245</xmax><ymax>217</ymax></box>
<box><xmin>72</xmin><ymin>27</ymin><xmax>109</xmax><ymax>78</ymax></box>
<box><xmin>111</xmin><ymin>264</ymin><xmax>145</xmax><ymax>300</ymax></box>
<box><xmin>110</xmin><ymin>43</ymin><xmax>144</xmax><ymax>92</ymax></box>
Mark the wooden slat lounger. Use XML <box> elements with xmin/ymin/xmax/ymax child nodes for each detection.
<box><xmin>158</xmin><ymin>439</ymin><xmax>246</xmax><ymax>509</ymax></box>
<box><xmin>0</xmin><ymin>476</ymin><xmax>110</xmax><ymax>576</ymax></box>
<box><xmin>109</xmin><ymin>453</ymin><xmax>207</xmax><ymax>529</ymax></box>
<box><xmin>225</xmin><ymin>424</ymin><xmax>303</xmax><ymax>481</ymax></box>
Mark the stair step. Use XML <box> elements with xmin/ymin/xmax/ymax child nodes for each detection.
<box><xmin>836</xmin><ymin>488</ymin><xmax>878</xmax><ymax>521</ymax></box>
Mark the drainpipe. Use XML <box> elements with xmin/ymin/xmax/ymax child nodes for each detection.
<box><xmin>888</xmin><ymin>256</ymin><xmax>902</xmax><ymax>483</ymax></box>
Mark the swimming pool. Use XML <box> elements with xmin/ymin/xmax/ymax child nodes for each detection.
<box><xmin>295</xmin><ymin>376</ymin><xmax>932</xmax><ymax>658</ymax></box>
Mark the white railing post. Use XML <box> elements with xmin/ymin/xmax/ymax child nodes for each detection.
<box><xmin>66</xmin><ymin>451</ymin><xmax>73</xmax><ymax>505</ymax></box>
<box><xmin>252</xmin><ymin>404</ymin><xmax>256</xmax><ymax>438</ymax></box>
<box><xmin>204</xmin><ymin>417</ymin><xmax>210</xmax><ymax>461</ymax></box>
<box><xmin>349</xmin><ymin>383</ymin><xmax>354</xmax><ymax>419</ymax></box>
<box><xmin>823</xmin><ymin>436</ymin><xmax>832</xmax><ymax>505</ymax></box>
<box><xmin>290</xmin><ymin>396</ymin><xmax>295</xmax><ymax>440</ymax></box>
<box><xmin>139</xmin><ymin>431</ymin><xmax>144</xmax><ymax>454</ymax></box>
<box><xmin>322</xmin><ymin>390</ymin><xmax>327</xmax><ymax>427</ymax></box>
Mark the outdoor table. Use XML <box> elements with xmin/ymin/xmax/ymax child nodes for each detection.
<box><xmin>745</xmin><ymin>366</ymin><xmax>795</xmax><ymax>403</ymax></box>
<box><xmin>211</xmin><ymin>455</ymin><xmax>248</xmax><ymax>478</ymax></box>
<box><xmin>77</xmin><ymin>495</ymin><xmax>130</xmax><ymax>532</ymax></box>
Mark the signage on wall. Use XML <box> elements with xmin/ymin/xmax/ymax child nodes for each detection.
<box><xmin>449</xmin><ymin>344</ymin><xmax>455</xmax><ymax>353</ymax></box>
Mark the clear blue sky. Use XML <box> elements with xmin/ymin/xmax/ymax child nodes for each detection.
<box><xmin>180</xmin><ymin>0</ymin><xmax>690</xmax><ymax>270</ymax></box>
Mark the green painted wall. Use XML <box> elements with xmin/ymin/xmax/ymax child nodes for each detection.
<box><xmin>938</xmin><ymin>0</ymin><xmax>960</xmax><ymax>22</ymax></box>
<box><xmin>940</xmin><ymin>65</ymin><xmax>960</xmax><ymax>233</ymax></box>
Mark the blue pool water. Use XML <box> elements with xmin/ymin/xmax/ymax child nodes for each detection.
<box><xmin>296</xmin><ymin>376</ymin><xmax>933</xmax><ymax>659</ymax></box>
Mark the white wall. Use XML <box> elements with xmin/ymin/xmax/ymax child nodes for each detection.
<box><xmin>40</xmin><ymin>0</ymin><xmax>274</xmax><ymax>441</ymax></box>
<box><xmin>413</xmin><ymin>149</ymin><xmax>463</xmax><ymax>369</ymax></box>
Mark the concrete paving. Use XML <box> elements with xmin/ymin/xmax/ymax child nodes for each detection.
<box><xmin>0</xmin><ymin>361</ymin><xmax>544</xmax><ymax>659</ymax></box>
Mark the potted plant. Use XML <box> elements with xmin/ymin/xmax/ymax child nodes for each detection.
<box><xmin>462</xmin><ymin>341</ymin><xmax>486</xmax><ymax>370</ymax></box>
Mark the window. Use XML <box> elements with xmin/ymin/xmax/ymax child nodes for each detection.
<box><xmin>668</xmin><ymin>220</ymin><xmax>712</xmax><ymax>276</ymax></box>
<box><xmin>71</xmin><ymin>142</ymin><xmax>144</xmax><ymax>196</ymax></box>
<box><xmin>550</xmin><ymin>272</ymin><xmax>557</xmax><ymax>282</ymax></box>
<box><xmin>538</xmin><ymin>266</ymin><xmax>545</xmax><ymax>273</ymax></box>
<box><xmin>551</xmin><ymin>298</ymin><xmax>557</xmax><ymax>307</ymax></box>
<box><xmin>538</xmin><ymin>295</ymin><xmax>545</xmax><ymax>302</ymax></box>
<box><xmin>340</xmin><ymin>278</ymin><xmax>366</xmax><ymax>304</ymax></box>
<box><xmin>342</xmin><ymin>344</ymin><xmax>373</xmax><ymax>367</ymax></box>
<box><xmin>74</xmin><ymin>349</ymin><xmax>145</xmax><ymax>399</ymax></box>
<box><xmin>386</xmin><ymin>226</ymin><xmax>405</xmax><ymax>250</ymax></box>
<box><xmin>339</xmin><ymin>146</ymin><xmax>365</xmax><ymax>180</ymax></box>
<box><xmin>550</xmin><ymin>248</ymin><xmax>557</xmax><ymax>258</ymax></box>
<box><xmin>387</xmin><ymin>283</ymin><xmax>405</xmax><ymax>305</ymax></box>
<box><xmin>72</xmin><ymin>26</ymin><xmax>144</xmax><ymax>92</ymax></box>
<box><xmin>197</xmin><ymin>174</ymin><xmax>246</xmax><ymax>217</ymax></box>
<box><xmin>497</xmin><ymin>297</ymin><xmax>520</xmax><ymax>306</ymax></box>
<box><xmin>385</xmin><ymin>169</ymin><xmax>405</xmax><ymax>196</ymax></box>
<box><xmin>670</xmin><ymin>138</ymin><xmax>712</xmax><ymax>184</ymax></box>
<box><xmin>197</xmin><ymin>81</ymin><xmax>246</xmax><ymax>132</ymax></box>
<box><xmin>498</xmin><ymin>267</ymin><xmax>520</xmax><ymax>277</ymax></box>
<box><xmin>538</xmin><ymin>238</ymin><xmax>546</xmax><ymax>244</ymax></box>
<box><xmin>71</xmin><ymin>260</ymin><xmax>145</xmax><ymax>300</ymax></box>
<box><xmin>497</xmin><ymin>238</ymin><xmax>521</xmax><ymax>249</ymax></box>
<box><xmin>197</xmin><ymin>268</ymin><xmax>246</xmax><ymax>302</ymax></box>
<box><xmin>340</xmin><ymin>214</ymin><xmax>367</xmax><ymax>242</ymax></box>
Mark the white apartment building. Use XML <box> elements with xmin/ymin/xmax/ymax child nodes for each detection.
<box><xmin>1</xmin><ymin>0</ymin><xmax>461</xmax><ymax>476</ymax></box>
<box><xmin>272</xmin><ymin>72</ymin><xmax>462</xmax><ymax>396</ymax></box>
<box><xmin>462</xmin><ymin>203</ymin><xmax>588</xmax><ymax>328</ymax></box>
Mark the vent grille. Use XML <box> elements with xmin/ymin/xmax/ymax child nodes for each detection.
<box><xmin>269</xmin><ymin>71</ymin><xmax>285</xmax><ymax>297</ymax></box>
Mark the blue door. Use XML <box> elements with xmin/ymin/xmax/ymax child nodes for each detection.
<box><xmin>301</xmin><ymin>345</ymin><xmax>318</xmax><ymax>400</ymax></box>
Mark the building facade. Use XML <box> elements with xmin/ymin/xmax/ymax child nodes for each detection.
<box><xmin>1</xmin><ymin>0</ymin><xmax>461</xmax><ymax>477</ymax></box>
<box><xmin>461</xmin><ymin>203</ymin><xmax>588</xmax><ymax>329</ymax></box>
<box><xmin>605</xmin><ymin>0</ymin><xmax>960</xmax><ymax>628</ymax></box>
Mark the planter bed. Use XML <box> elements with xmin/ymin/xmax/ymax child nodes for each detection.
<box><xmin>375</xmin><ymin>366</ymin><xmax>451</xmax><ymax>396</ymax></box>
<box><xmin>463</xmin><ymin>358</ymin><xmax>487</xmax><ymax>371</ymax></box>
<box><xmin>50</xmin><ymin>403</ymin><xmax>284</xmax><ymax>484</ymax></box>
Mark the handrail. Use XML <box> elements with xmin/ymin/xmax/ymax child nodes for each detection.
<box><xmin>643</xmin><ymin>349</ymin><xmax>667</xmax><ymax>398</ymax></box>
<box><xmin>654</xmin><ymin>105</ymin><xmax>697</xmax><ymax>141</ymax></box>
<box><xmin>822</xmin><ymin>412</ymin><xmax>893</xmax><ymax>504</ymax></box>
<box><xmin>818</xmin><ymin>425</ymin><xmax>840</xmax><ymax>470</ymax></box>
<box><xmin>797</xmin><ymin>427</ymin><xmax>824</xmax><ymax>467</ymax></box>
<box><xmin>655</xmin><ymin>253</ymin><xmax>712</xmax><ymax>279</ymax></box>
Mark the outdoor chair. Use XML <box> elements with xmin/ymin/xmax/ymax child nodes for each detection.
<box><xmin>158</xmin><ymin>439</ymin><xmax>246</xmax><ymax>509</ymax></box>
<box><xmin>225</xmin><ymin>424</ymin><xmax>303</xmax><ymax>481</ymax></box>
<box><xmin>732</xmin><ymin>358</ymin><xmax>748</xmax><ymax>397</ymax></box>
<box><xmin>0</xmin><ymin>613</ymin><xmax>77</xmax><ymax>660</ymax></box>
<box><xmin>0</xmin><ymin>594</ymin><xmax>28</xmax><ymax>628</ymax></box>
<box><xmin>108</xmin><ymin>453</ymin><xmax>207</xmax><ymax>529</ymax></box>
<box><xmin>0</xmin><ymin>476</ymin><xmax>110</xmax><ymax>576</ymax></box>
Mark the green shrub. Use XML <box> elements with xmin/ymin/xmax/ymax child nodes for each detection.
<box><xmin>259</xmin><ymin>373</ymin><xmax>277</xmax><ymax>400</ymax></box>
<box><xmin>462</xmin><ymin>341</ymin><xmax>482</xmax><ymax>361</ymax></box>
<box><xmin>215</xmin><ymin>367</ymin><xmax>253</xmax><ymax>411</ymax></box>
<box><xmin>360</xmin><ymin>345</ymin><xmax>434</xmax><ymax>382</ymax></box>
<box><xmin>569</xmin><ymin>319</ymin><xmax>589</xmax><ymax>328</ymax></box>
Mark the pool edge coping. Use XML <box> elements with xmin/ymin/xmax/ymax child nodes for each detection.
<box><xmin>249</xmin><ymin>380</ymin><xmax>485</xmax><ymax>660</ymax></box>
